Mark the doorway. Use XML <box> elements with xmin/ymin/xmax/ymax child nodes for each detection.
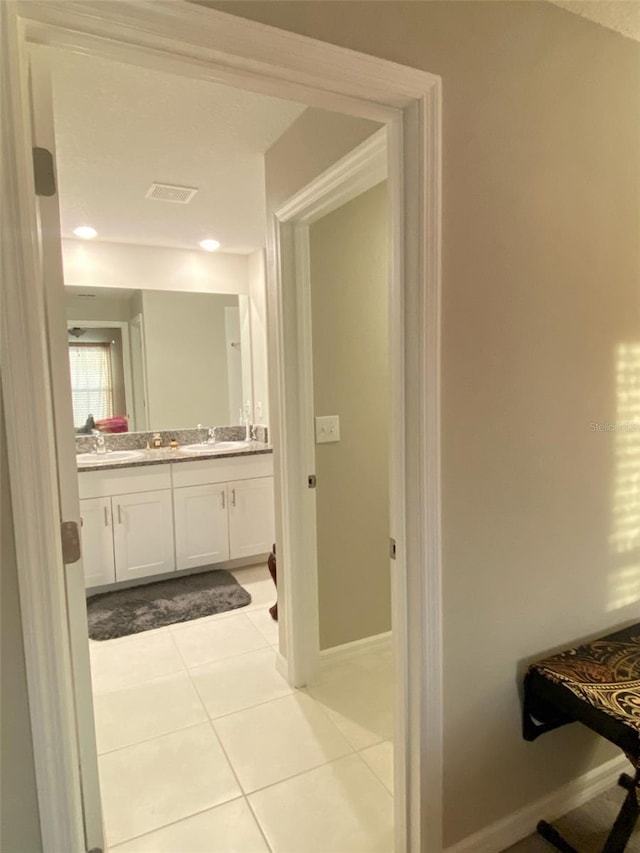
<box><xmin>1</xmin><ymin>3</ymin><xmax>443</xmax><ymax>851</ymax></box>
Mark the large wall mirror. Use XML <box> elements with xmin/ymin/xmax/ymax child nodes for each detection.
<box><xmin>66</xmin><ymin>286</ymin><xmax>253</xmax><ymax>432</ymax></box>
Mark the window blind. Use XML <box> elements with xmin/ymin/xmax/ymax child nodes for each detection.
<box><xmin>68</xmin><ymin>343</ymin><xmax>114</xmax><ymax>427</ymax></box>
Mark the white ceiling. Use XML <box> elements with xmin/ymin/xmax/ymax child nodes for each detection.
<box><xmin>548</xmin><ymin>1</ymin><xmax>640</xmax><ymax>42</ymax></box>
<box><xmin>47</xmin><ymin>48</ymin><xmax>306</xmax><ymax>254</ymax></box>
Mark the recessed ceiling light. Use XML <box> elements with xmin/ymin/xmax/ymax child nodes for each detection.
<box><xmin>73</xmin><ymin>226</ymin><xmax>97</xmax><ymax>240</ymax></box>
<box><xmin>199</xmin><ymin>239</ymin><xmax>221</xmax><ymax>252</ymax></box>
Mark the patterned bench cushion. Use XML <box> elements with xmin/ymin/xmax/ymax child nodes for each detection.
<box><xmin>524</xmin><ymin>623</ymin><xmax>640</xmax><ymax>764</ymax></box>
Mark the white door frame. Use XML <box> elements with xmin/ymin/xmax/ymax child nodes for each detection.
<box><xmin>272</xmin><ymin>127</ymin><xmax>388</xmax><ymax>689</ymax></box>
<box><xmin>129</xmin><ymin>312</ymin><xmax>149</xmax><ymax>432</ymax></box>
<box><xmin>3</xmin><ymin>2</ymin><xmax>443</xmax><ymax>851</ymax></box>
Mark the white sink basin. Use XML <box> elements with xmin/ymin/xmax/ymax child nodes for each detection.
<box><xmin>77</xmin><ymin>450</ymin><xmax>144</xmax><ymax>464</ymax></box>
<box><xmin>180</xmin><ymin>441</ymin><xmax>252</xmax><ymax>453</ymax></box>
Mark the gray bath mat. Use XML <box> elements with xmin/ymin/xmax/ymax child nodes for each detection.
<box><xmin>87</xmin><ymin>569</ymin><xmax>251</xmax><ymax>640</ymax></box>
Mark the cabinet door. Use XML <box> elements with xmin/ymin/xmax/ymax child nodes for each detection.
<box><xmin>112</xmin><ymin>489</ymin><xmax>175</xmax><ymax>582</ymax></box>
<box><xmin>174</xmin><ymin>483</ymin><xmax>230</xmax><ymax>571</ymax></box>
<box><xmin>79</xmin><ymin>497</ymin><xmax>116</xmax><ymax>588</ymax></box>
<box><xmin>228</xmin><ymin>477</ymin><xmax>275</xmax><ymax>559</ymax></box>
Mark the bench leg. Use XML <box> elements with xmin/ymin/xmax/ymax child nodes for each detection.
<box><xmin>536</xmin><ymin>773</ymin><xmax>639</xmax><ymax>853</ymax></box>
<box><xmin>601</xmin><ymin>776</ymin><xmax>639</xmax><ymax>853</ymax></box>
<box><xmin>537</xmin><ymin>820</ymin><xmax>579</xmax><ymax>853</ymax></box>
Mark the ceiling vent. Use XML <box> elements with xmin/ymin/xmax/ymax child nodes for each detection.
<box><xmin>145</xmin><ymin>182</ymin><xmax>198</xmax><ymax>204</ymax></box>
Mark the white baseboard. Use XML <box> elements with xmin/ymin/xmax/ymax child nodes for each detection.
<box><xmin>445</xmin><ymin>755</ymin><xmax>629</xmax><ymax>853</ymax></box>
<box><xmin>319</xmin><ymin>631</ymin><xmax>392</xmax><ymax>670</ymax></box>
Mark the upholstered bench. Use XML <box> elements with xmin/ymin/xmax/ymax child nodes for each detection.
<box><xmin>523</xmin><ymin>623</ymin><xmax>640</xmax><ymax>852</ymax></box>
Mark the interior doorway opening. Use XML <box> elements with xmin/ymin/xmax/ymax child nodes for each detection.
<box><xmin>2</xmin><ymin>4</ymin><xmax>442</xmax><ymax>851</ymax></box>
<box><xmin>34</xmin><ymin>40</ymin><xmax>398</xmax><ymax>853</ymax></box>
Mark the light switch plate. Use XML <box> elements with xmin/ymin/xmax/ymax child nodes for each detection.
<box><xmin>315</xmin><ymin>415</ymin><xmax>340</xmax><ymax>444</ymax></box>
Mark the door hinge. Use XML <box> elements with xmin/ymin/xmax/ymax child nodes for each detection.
<box><xmin>60</xmin><ymin>520</ymin><xmax>81</xmax><ymax>564</ymax></box>
<box><xmin>390</xmin><ymin>538</ymin><xmax>397</xmax><ymax>560</ymax></box>
<box><xmin>308</xmin><ymin>474</ymin><xmax>317</xmax><ymax>489</ymax></box>
<box><xmin>32</xmin><ymin>147</ymin><xmax>56</xmax><ymax>197</ymax></box>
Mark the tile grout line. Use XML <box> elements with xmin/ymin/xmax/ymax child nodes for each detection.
<box><xmin>246</xmin><ymin>750</ymin><xmax>393</xmax><ymax>800</ymax></box>
<box><xmin>186</xmin><ymin>650</ymin><xmax>357</xmax><ymax>800</ymax></box>
<box><xmin>91</xmin><ymin>662</ymin><xmax>188</xmax><ymax>698</ymax></box>
<box><xmin>96</xmin><ymin>717</ymin><xmax>211</xmax><ymax>758</ymax></box>
<box><xmin>198</xmin><ymin>698</ymin><xmax>274</xmax><ymax>852</ymax></box>
<box><xmin>185</xmin><ymin>641</ymin><xmax>278</xmax><ymax>676</ymax></box>
<box><xmin>192</xmin><ymin>682</ymin><xmax>296</xmax><ymax>724</ymax></box>
<box><xmin>181</xmin><ymin>660</ymin><xmax>249</xmax><ymax>803</ymax></box>
<box><xmin>106</xmin><ymin>795</ymin><xmax>247</xmax><ymax>850</ymax></box>
<box><xmin>356</xmin><ymin>742</ymin><xmax>395</xmax><ymax>797</ymax></box>
<box><xmin>168</xmin><ymin>616</ymin><xmax>272</xmax><ymax>669</ymax></box>
<box><xmin>245</xmin><ymin>792</ymin><xmax>275</xmax><ymax>853</ymax></box>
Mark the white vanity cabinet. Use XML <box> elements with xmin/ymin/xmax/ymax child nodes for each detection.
<box><xmin>77</xmin><ymin>455</ymin><xmax>274</xmax><ymax>590</ymax></box>
<box><xmin>172</xmin><ymin>454</ymin><xmax>275</xmax><ymax>567</ymax></box>
<box><xmin>79</xmin><ymin>489</ymin><xmax>174</xmax><ymax>587</ymax></box>
<box><xmin>78</xmin><ymin>464</ymin><xmax>174</xmax><ymax>589</ymax></box>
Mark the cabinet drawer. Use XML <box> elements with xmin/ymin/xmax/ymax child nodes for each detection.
<box><xmin>171</xmin><ymin>454</ymin><xmax>273</xmax><ymax>489</ymax></box>
<box><xmin>78</xmin><ymin>464</ymin><xmax>171</xmax><ymax>500</ymax></box>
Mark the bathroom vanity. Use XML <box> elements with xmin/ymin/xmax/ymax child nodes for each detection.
<box><xmin>77</xmin><ymin>445</ymin><xmax>274</xmax><ymax>590</ymax></box>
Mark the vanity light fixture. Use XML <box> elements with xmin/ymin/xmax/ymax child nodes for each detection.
<box><xmin>199</xmin><ymin>238</ymin><xmax>221</xmax><ymax>252</ymax></box>
<box><xmin>73</xmin><ymin>225</ymin><xmax>98</xmax><ymax>239</ymax></box>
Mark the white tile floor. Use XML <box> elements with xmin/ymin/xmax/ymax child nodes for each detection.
<box><xmin>90</xmin><ymin>565</ymin><xmax>394</xmax><ymax>852</ymax></box>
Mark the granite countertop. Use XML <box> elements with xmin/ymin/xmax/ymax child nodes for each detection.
<box><xmin>77</xmin><ymin>441</ymin><xmax>273</xmax><ymax>472</ymax></box>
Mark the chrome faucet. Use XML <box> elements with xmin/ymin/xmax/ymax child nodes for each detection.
<box><xmin>239</xmin><ymin>415</ymin><xmax>252</xmax><ymax>442</ymax></box>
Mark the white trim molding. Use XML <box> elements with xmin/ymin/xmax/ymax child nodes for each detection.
<box><xmin>320</xmin><ymin>631</ymin><xmax>393</xmax><ymax>668</ymax></box>
<box><xmin>4</xmin><ymin>3</ymin><xmax>443</xmax><ymax>852</ymax></box>
<box><xmin>271</xmin><ymin>128</ymin><xmax>389</xmax><ymax>693</ymax></box>
<box><xmin>445</xmin><ymin>756</ymin><xmax>629</xmax><ymax>853</ymax></box>
<box><xmin>276</xmin><ymin>127</ymin><xmax>387</xmax><ymax>225</ymax></box>
<box><xmin>0</xmin><ymin>4</ymin><xmax>86</xmax><ymax>850</ymax></box>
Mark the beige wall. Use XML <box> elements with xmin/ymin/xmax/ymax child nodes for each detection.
<box><xmin>141</xmin><ymin>290</ymin><xmax>237</xmax><ymax>430</ymax></box>
<box><xmin>1</xmin><ymin>386</ymin><xmax>43</xmax><ymax>853</ymax></box>
<box><xmin>66</xmin><ymin>293</ymin><xmax>133</xmax><ymax>323</ymax></box>
<box><xmin>208</xmin><ymin>0</ymin><xmax>640</xmax><ymax>845</ymax></box>
<box><xmin>310</xmin><ymin>182</ymin><xmax>390</xmax><ymax>650</ymax></box>
<box><xmin>265</xmin><ymin>107</ymin><xmax>381</xmax><ymax>211</ymax></box>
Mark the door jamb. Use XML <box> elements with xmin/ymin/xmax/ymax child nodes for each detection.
<box><xmin>272</xmin><ymin>127</ymin><xmax>388</xmax><ymax>690</ymax></box>
<box><xmin>5</xmin><ymin>3</ymin><xmax>443</xmax><ymax>851</ymax></box>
